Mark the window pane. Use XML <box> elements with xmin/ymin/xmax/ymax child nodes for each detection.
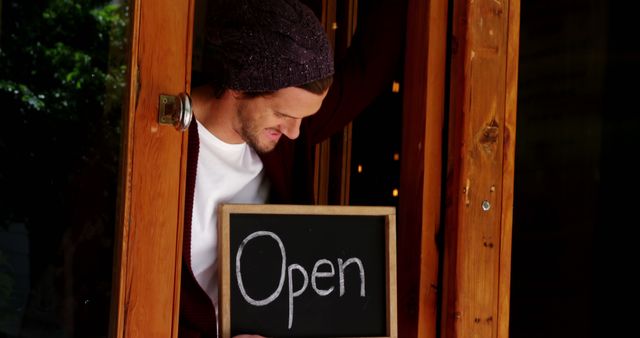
<box><xmin>349</xmin><ymin>84</ymin><xmax>403</xmax><ymax>209</ymax></box>
<box><xmin>0</xmin><ymin>1</ymin><xmax>130</xmax><ymax>337</ymax></box>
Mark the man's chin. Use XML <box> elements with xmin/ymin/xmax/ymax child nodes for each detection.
<box><xmin>250</xmin><ymin>140</ymin><xmax>278</xmax><ymax>154</ymax></box>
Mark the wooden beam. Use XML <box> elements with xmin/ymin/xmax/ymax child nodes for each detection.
<box><xmin>441</xmin><ymin>0</ymin><xmax>519</xmax><ymax>337</ymax></box>
<box><xmin>397</xmin><ymin>0</ymin><xmax>448</xmax><ymax>337</ymax></box>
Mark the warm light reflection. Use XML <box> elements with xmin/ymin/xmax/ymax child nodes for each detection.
<box><xmin>392</xmin><ymin>188</ymin><xmax>399</xmax><ymax>197</ymax></box>
<box><xmin>393</xmin><ymin>153</ymin><xmax>400</xmax><ymax>161</ymax></box>
<box><xmin>392</xmin><ymin>81</ymin><xmax>400</xmax><ymax>93</ymax></box>
<box><xmin>357</xmin><ymin>164</ymin><xmax>363</xmax><ymax>173</ymax></box>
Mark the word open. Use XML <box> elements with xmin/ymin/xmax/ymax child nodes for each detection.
<box><xmin>235</xmin><ymin>231</ymin><xmax>366</xmax><ymax>329</ymax></box>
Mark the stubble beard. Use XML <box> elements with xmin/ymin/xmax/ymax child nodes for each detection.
<box><xmin>236</xmin><ymin>102</ymin><xmax>278</xmax><ymax>154</ymax></box>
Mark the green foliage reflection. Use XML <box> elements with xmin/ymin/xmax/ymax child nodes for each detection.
<box><xmin>0</xmin><ymin>0</ymin><xmax>129</xmax><ymax>336</ymax></box>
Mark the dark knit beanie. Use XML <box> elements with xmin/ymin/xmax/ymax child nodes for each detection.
<box><xmin>204</xmin><ymin>0</ymin><xmax>334</xmax><ymax>92</ymax></box>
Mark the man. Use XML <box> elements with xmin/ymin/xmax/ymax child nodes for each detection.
<box><xmin>180</xmin><ymin>0</ymin><xmax>406</xmax><ymax>336</ymax></box>
<box><xmin>180</xmin><ymin>1</ymin><xmax>334</xmax><ymax>337</ymax></box>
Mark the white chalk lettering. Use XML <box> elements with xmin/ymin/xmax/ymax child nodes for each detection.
<box><xmin>287</xmin><ymin>264</ymin><xmax>309</xmax><ymax>329</ymax></box>
<box><xmin>338</xmin><ymin>258</ymin><xmax>366</xmax><ymax>297</ymax></box>
<box><xmin>235</xmin><ymin>231</ymin><xmax>367</xmax><ymax>330</ymax></box>
<box><xmin>311</xmin><ymin>259</ymin><xmax>335</xmax><ymax>296</ymax></box>
<box><xmin>236</xmin><ymin>231</ymin><xmax>286</xmax><ymax>306</ymax></box>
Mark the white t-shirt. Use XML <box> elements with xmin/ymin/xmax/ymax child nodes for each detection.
<box><xmin>191</xmin><ymin>120</ymin><xmax>269</xmax><ymax>316</ymax></box>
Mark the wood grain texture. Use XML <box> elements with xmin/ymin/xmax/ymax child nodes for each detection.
<box><xmin>110</xmin><ymin>0</ymin><xmax>194</xmax><ymax>337</ymax></box>
<box><xmin>219</xmin><ymin>203</ymin><xmax>396</xmax><ymax>216</ymax></box>
<box><xmin>441</xmin><ymin>0</ymin><xmax>519</xmax><ymax>337</ymax></box>
<box><xmin>397</xmin><ymin>0</ymin><xmax>448</xmax><ymax>337</ymax></box>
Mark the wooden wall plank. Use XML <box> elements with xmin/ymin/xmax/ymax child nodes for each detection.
<box><xmin>110</xmin><ymin>0</ymin><xmax>194</xmax><ymax>337</ymax></box>
<box><xmin>442</xmin><ymin>0</ymin><xmax>519</xmax><ymax>337</ymax></box>
<box><xmin>398</xmin><ymin>0</ymin><xmax>448</xmax><ymax>337</ymax></box>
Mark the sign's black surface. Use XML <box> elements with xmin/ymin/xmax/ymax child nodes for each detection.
<box><xmin>227</xmin><ymin>213</ymin><xmax>387</xmax><ymax>337</ymax></box>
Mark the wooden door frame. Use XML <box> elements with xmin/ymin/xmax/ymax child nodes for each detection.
<box><xmin>441</xmin><ymin>0</ymin><xmax>520</xmax><ymax>337</ymax></box>
<box><xmin>109</xmin><ymin>0</ymin><xmax>195</xmax><ymax>337</ymax></box>
<box><xmin>104</xmin><ymin>0</ymin><xmax>520</xmax><ymax>337</ymax></box>
<box><xmin>365</xmin><ymin>0</ymin><xmax>520</xmax><ymax>336</ymax></box>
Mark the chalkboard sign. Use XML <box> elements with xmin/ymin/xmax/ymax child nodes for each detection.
<box><xmin>218</xmin><ymin>204</ymin><xmax>397</xmax><ymax>338</ymax></box>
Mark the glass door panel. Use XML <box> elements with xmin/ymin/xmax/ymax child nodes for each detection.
<box><xmin>0</xmin><ymin>1</ymin><xmax>130</xmax><ymax>337</ymax></box>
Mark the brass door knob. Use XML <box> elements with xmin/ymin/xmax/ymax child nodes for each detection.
<box><xmin>159</xmin><ymin>92</ymin><xmax>192</xmax><ymax>131</ymax></box>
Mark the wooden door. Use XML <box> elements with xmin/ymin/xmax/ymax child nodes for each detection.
<box><xmin>109</xmin><ymin>0</ymin><xmax>195</xmax><ymax>337</ymax></box>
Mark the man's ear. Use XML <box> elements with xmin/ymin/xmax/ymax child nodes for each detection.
<box><xmin>229</xmin><ymin>90</ymin><xmax>243</xmax><ymax>100</ymax></box>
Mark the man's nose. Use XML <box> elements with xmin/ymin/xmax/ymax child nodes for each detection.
<box><xmin>281</xmin><ymin>118</ymin><xmax>302</xmax><ymax>140</ymax></box>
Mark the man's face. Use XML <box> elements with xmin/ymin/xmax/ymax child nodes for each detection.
<box><xmin>233</xmin><ymin>86</ymin><xmax>328</xmax><ymax>153</ymax></box>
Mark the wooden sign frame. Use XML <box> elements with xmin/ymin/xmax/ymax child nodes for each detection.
<box><xmin>218</xmin><ymin>204</ymin><xmax>397</xmax><ymax>338</ymax></box>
